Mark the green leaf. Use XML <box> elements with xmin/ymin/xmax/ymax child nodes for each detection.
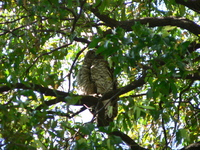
<box><xmin>88</xmin><ymin>38</ymin><xmax>101</xmax><ymax>48</ymax></box>
<box><xmin>176</xmin><ymin>129</ymin><xmax>189</xmax><ymax>143</ymax></box>
<box><xmin>140</xmin><ymin>106</ymin><xmax>155</xmax><ymax>110</ymax></box>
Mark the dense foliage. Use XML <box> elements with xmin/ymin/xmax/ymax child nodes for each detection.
<box><xmin>0</xmin><ymin>0</ymin><xmax>199</xmax><ymax>149</ymax></box>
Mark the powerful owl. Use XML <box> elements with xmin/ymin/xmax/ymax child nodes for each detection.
<box><xmin>77</xmin><ymin>50</ymin><xmax>118</xmax><ymax>126</ymax></box>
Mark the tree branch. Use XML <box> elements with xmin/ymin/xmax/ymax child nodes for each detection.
<box><xmin>175</xmin><ymin>0</ymin><xmax>200</xmax><ymax>14</ymax></box>
<box><xmin>0</xmin><ymin>83</ymin><xmax>69</xmax><ymax>97</ymax></box>
<box><xmin>90</xmin><ymin>7</ymin><xmax>118</xmax><ymax>28</ymax></box>
<box><xmin>120</xmin><ymin>17</ymin><xmax>200</xmax><ymax>36</ymax></box>
<box><xmin>188</xmin><ymin>42</ymin><xmax>200</xmax><ymax>54</ymax></box>
<box><xmin>25</xmin><ymin>42</ymin><xmax>73</xmax><ymax>74</ymax></box>
<box><xmin>111</xmin><ymin>130</ymin><xmax>149</xmax><ymax>150</ymax></box>
<box><xmin>91</xmin><ymin>7</ymin><xmax>200</xmax><ymax>36</ymax></box>
<box><xmin>73</xmin><ymin>37</ymin><xmax>91</xmax><ymax>44</ymax></box>
<box><xmin>181</xmin><ymin>141</ymin><xmax>200</xmax><ymax>150</ymax></box>
<box><xmin>66</xmin><ymin>46</ymin><xmax>88</xmax><ymax>92</ymax></box>
<box><xmin>1</xmin><ymin>67</ymin><xmax>199</xmax><ymax>109</ymax></box>
<box><xmin>101</xmin><ymin>72</ymin><xmax>147</xmax><ymax>102</ymax></box>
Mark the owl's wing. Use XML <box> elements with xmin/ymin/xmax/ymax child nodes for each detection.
<box><xmin>91</xmin><ymin>59</ymin><xmax>114</xmax><ymax>94</ymax></box>
<box><xmin>77</xmin><ymin>51</ymin><xmax>96</xmax><ymax>95</ymax></box>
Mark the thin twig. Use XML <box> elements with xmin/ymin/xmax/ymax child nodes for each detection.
<box><xmin>173</xmin><ymin>80</ymin><xmax>195</xmax><ymax>137</ymax></box>
<box><xmin>66</xmin><ymin>46</ymin><xmax>88</xmax><ymax>92</ymax></box>
<box><xmin>25</xmin><ymin>42</ymin><xmax>73</xmax><ymax>74</ymax></box>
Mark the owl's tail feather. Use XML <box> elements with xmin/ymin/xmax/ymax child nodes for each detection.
<box><xmin>96</xmin><ymin>100</ymin><xmax>118</xmax><ymax>127</ymax></box>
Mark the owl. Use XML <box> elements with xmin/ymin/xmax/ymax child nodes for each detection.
<box><xmin>77</xmin><ymin>50</ymin><xmax>118</xmax><ymax>126</ymax></box>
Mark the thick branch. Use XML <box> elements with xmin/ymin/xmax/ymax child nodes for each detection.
<box><xmin>90</xmin><ymin>7</ymin><xmax>118</xmax><ymax>28</ymax></box>
<box><xmin>101</xmin><ymin>73</ymin><xmax>146</xmax><ymax>102</ymax></box>
<box><xmin>181</xmin><ymin>141</ymin><xmax>200</xmax><ymax>150</ymax></box>
<box><xmin>120</xmin><ymin>17</ymin><xmax>200</xmax><ymax>36</ymax></box>
<box><xmin>1</xmin><ymin>69</ymin><xmax>199</xmax><ymax>109</ymax></box>
<box><xmin>0</xmin><ymin>83</ymin><xmax>100</xmax><ymax>108</ymax></box>
<box><xmin>111</xmin><ymin>130</ymin><xmax>149</xmax><ymax>150</ymax></box>
<box><xmin>74</xmin><ymin>37</ymin><xmax>91</xmax><ymax>44</ymax></box>
<box><xmin>0</xmin><ymin>83</ymin><xmax>69</xmax><ymax>97</ymax></box>
<box><xmin>0</xmin><ymin>72</ymin><xmax>146</xmax><ymax>113</ymax></box>
<box><xmin>188</xmin><ymin>42</ymin><xmax>200</xmax><ymax>54</ymax></box>
<box><xmin>29</xmin><ymin>73</ymin><xmax>146</xmax><ymax>109</ymax></box>
<box><xmin>91</xmin><ymin>7</ymin><xmax>200</xmax><ymax>36</ymax></box>
<box><xmin>175</xmin><ymin>0</ymin><xmax>200</xmax><ymax>14</ymax></box>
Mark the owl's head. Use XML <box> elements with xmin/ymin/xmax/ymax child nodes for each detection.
<box><xmin>85</xmin><ymin>50</ymin><xmax>104</xmax><ymax>60</ymax></box>
<box><xmin>85</xmin><ymin>50</ymin><xmax>96</xmax><ymax>59</ymax></box>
